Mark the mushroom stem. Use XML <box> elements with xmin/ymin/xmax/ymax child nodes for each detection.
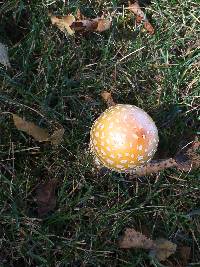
<box><xmin>127</xmin><ymin>158</ymin><xmax>178</xmax><ymax>178</ymax></box>
<box><xmin>94</xmin><ymin>138</ymin><xmax>199</xmax><ymax>177</ymax></box>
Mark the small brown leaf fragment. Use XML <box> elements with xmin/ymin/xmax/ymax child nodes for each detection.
<box><xmin>179</xmin><ymin>246</ymin><xmax>191</xmax><ymax>266</ymax></box>
<box><xmin>128</xmin><ymin>1</ymin><xmax>145</xmax><ymax>18</ymax></box>
<box><xmin>96</xmin><ymin>18</ymin><xmax>112</xmax><ymax>32</ymax></box>
<box><xmin>135</xmin><ymin>15</ymin><xmax>143</xmax><ymax>24</ymax></box>
<box><xmin>127</xmin><ymin>0</ymin><xmax>155</xmax><ymax>35</ymax></box>
<box><xmin>144</xmin><ymin>21</ymin><xmax>155</xmax><ymax>35</ymax></box>
<box><xmin>101</xmin><ymin>91</ymin><xmax>116</xmax><ymax>107</ymax></box>
<box><xmin>150</xmin><ymin>238</ymin><xmax>177</xmax><ymax>262</ymax></box>
<box><xmin>77</xmin><ymin>19</ymin><xmax>98</xmax><ymax>32</ymax></box>
<box><xmin>75</xmin><ymin>8</ymin><xmax>85</xmax><ymax>20</ymax></box>
<box><xmin>119</xmin><ymin>228</ymin><xmax>155</xmax><ymax>250</ymax></box>
<box><xmin>12</xmin><ymin>114</ymin><xmax>50</xmax><ymax>142</ymax></box>
<box><xmin>50</xmin><ymin>13</ymin><xmax>111</xmax><ymax>34</ymax></box>
<box><xmin>36</xmin><ymin>179</ymin><xmax>57</xmax><ymax>217</ymax></box>
<box><xmin>50</xmin><ymin>127</ymin><xmax>65</xmax><ymax>145</ymax></box>
<box><xmin>50</xmin><ymin>14</ymin><xmax>75</xmax><ymax>35</ymax></box>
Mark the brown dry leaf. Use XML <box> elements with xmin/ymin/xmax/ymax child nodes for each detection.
<box><xmin>119</xmin><ymin>229</ymin><xmax>176</xmax><ymax>263</ymax></box>
<box><xmin>50</xmin><ymin>127</ymin><xmax>65</xmax><ymax>145</ymax></box>
<box><xmin>144</xmin><ymin>21</ymin><xmax>155</xmax><ymax>35</ymax></box>
<box><xmin>128</xmin><ymin>0</ymin><xmax>145</xmax><ymax>18</ymax></box>
<box><xmin>50</xmin><ymin>14</ymin><xmax>75</xmax><ymax>35</ymax></box>
<box><xmin>12</xmin><ymin>114</ymin><xmax>64</xmax><ymax>145</ymax></box>
<box><xmin>75</xmin><ymin>8</ymin><xmax>86</xmax><ymax>20</ymax></box>
<box><xmin>179</xmin><ymin>246</ymin><xmax>191</xmax><ymax>266</ymax></box>
<box><xmin>35</xmin><ymin>179</ymin><xmax>57</xmax><ymax>217</ymax></box>
<box><xmin>50</xmin><ymin>13</ymin><xmax>111</xmax><ymax>34</ymax></box>
<box><xmin>119</xmin><ymin>228</ymin><xmax>155</xmax><ymax>250</ymax></box>
<box><xmin>127</xmin><ymin>0</ymin><xmax>155</xmax><ymax>35</ymax></box>
<box><xmin>150</xmin><ymin>238</ymin><xmax>177</xmax><ymax>262</ymax></box>
<box><xmin>101</xmin><ymin>91</ymin><xmax>116</xmax><ymax>107</ymax></box>
<box><xmin>12</xmin><ymin>114</ymin><xmax>50</xmax><ymax>142</ymax></box>
<box><xmin>96</xmin><ymin>18</ymin><xmax>112</xmax><ymax>32</ymax></box>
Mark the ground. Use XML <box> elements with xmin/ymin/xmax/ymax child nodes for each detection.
<box><xmin>0</xmin><ymin>0</ymin><xmax>199</xmax><ymax>266</ymax></box>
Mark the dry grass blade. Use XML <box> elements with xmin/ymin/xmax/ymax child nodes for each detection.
<box><xmin>119</xmin><ymin>228</ymin><xmax>155</xmax><ymax>249</ymax></box>
<box><xmin>0</xmin><ymin>42</ymin><xmax>11</xmax><ymax>68</ymax></box>
<box><xmin>35</xmin><ymin>179</ymin><xmax>57</xmax><ymax>217</ymax></box>
<box><xmin>12</xmin><ymin>114</ymin><xmax>50</xmax><ymax>142</ymax></box>
<box><xmin>101</xmin><ymin>91</ymin><xmax>116</xmax><ymax>107</ymax></box>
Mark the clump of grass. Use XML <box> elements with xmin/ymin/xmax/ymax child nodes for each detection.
<box><xmin>0</xmin><ymin>0</ymin><xmax>199</xmax><ymax>266</ymax></box>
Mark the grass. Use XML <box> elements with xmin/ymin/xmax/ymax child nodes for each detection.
<box><xmin>0</xmin><ymin>0</ymin><xmax>200</xmax><ymax>266</ymax></box>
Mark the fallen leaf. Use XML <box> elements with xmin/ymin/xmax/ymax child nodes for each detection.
<box><xmin>96</xmin><ymin>18</ymin><xmax>112</xmax><ymax>32</ymax></box>
<box><xmin>119</xmin><ymin>229</ymin><xmax>176</xmax><ymax>263</ymax></box>
<box><xmin>50</xmin><ymin>127</ymin><xmax>65</xmax><ymax>145</ymax></box>
<box><xmin>12</xmin><ymin>114</ymin><xmax>50</xmax><ymax>142</ymax></box>
<box><xmin>101</xmin><ymin>91</ymin><xmax>116</xmax><ymax>107</ymax></box>
<box><xmin>75</xmin><ymin>8</ymin><xmax>85</xmax><ymax>20</ymax></box>
<box><xmin>179</xmin><ymin>246</ymin><xmax>191</xmax><ymax>266</ymax></box>
<box><xmin>119</xmin><ymin>228</ymin><xmax>155</xmax><ymax>250</ymax></box>
<box><xmin>150</xmin><ymin>238</ymin><xmax>177</xmax><ymax>262</ymax></box>
<box><xmin>128</xmin><ymin>1</ymin><xmax>145</xmax><ymax>19</ymax></box>
<box><xmin>127</xmin><ymin>1</ymin><xmax>155</xmax><ymax>34</ymax></box>
<box><xmin>50</xmin><ymin>13</ymin><xmax>111</xmax><ymax>35</ymax></box>
<box><xmin>0</xmin><ymin>43</ymin><xmax>11</xmax><ymax>68</ymax></box>
<box><xmin>50</xmin><ymin>14</ymin><xmax>75</xmax><ymax>35</ymax></box>
<box><xmin>144</xmin><ymin>21</ymin><xmax>155</xmax><ymax>35</ymax></box>
<box><xmin>35</xmin><ymin>179</ymin><xmax>57</xmax><ymax>217</ymax></box>
<box><xmin>12</xmin><ymin>114</ymin><xmax>64</xmax><ymax>145</ymax></box>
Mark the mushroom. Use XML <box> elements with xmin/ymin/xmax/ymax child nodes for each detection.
<box><xmin>90</xmin><ymin>104</ymin><xmax>159</xmax><ymax>172</ymax></box>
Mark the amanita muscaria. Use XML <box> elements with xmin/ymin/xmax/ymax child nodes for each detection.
<box><xmin>90</xmin><ymin>104</ymin><xmax>159</xmax><ymax>172</ymax></box>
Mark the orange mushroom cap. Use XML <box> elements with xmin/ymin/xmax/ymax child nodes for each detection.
<box><xmin>90</xmin><ymin>104</ymin><xmax>159</xmax><ymax>172</ymax></box>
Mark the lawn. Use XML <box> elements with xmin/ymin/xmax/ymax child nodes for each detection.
<box><xmin>0</xmin><ymin>0</ymin><xmax>200</xmax><ymax>266</ymax></box>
